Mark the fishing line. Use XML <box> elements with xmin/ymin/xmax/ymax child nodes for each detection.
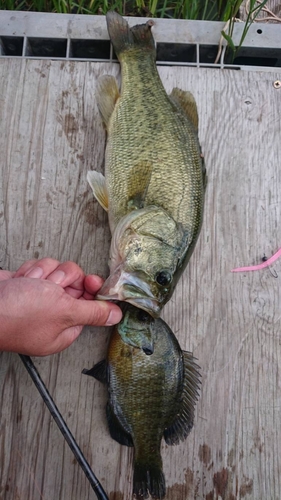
<box><xmin>19</xmin><ymin>354</ymin><xmax>109</xmax><ymax>500</ymax></box>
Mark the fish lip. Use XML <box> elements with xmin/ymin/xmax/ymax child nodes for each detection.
<box><xmin>97</xmin><ymin>293</ymin><xmax>160</xmax><ymax>318</ymax></box>
<box><xmin>125</xmin><ymin>297</ymin><xmax>160</xmax><ymax>318</ymax></box>
<box><xmin>96</xmin><ymin>268</ymin><xmax>161</xmax><ymax>317</ymax></box>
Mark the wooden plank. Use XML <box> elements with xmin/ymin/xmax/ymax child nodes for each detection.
<box><xmin>0</xmin><ymin>58</ymin><xmax>281</xmax><ymax>500</ymax></box>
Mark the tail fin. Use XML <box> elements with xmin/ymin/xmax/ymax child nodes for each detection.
<box><xmin>133</xmin><ymin>462</ymin><xmax>165</xmax><ymax>499</ymax></box>
<box><xmin>106</xmin><ymin>11</ymin><xmax>155</xmax><ymax>58</ymax></box>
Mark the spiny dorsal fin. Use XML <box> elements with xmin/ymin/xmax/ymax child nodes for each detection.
<box><xmin>87</xmin><ymin>170</ymin><xmax>108</xmax><ymax>212</ymax></box>
<box><xmin>106</xmin><ymin>11</ymin><xmax>155</xmax><ymax>59</ymax></box>
<box><xmin>170</xmin><ymin>88</ymin><xmax>199</xmax><ymax>130</ymax></box>
<box><xmin>82</xmin><ymin>359</ymin><xmax>107</xmax><ymax>384</ymax></box>
<box><xmin>106</xmin><ymin>403</ymin><xmax>134</xmax><ymax>447</ymax></box>
<box><xmin>164</xmin><ymin>351</ymin><xmax>201</xmax><ymax>445</ymax></box>
<box><xmin>96</xmin><ymin>75</ymin><xmax>119</xmax><ymax>128</ymax></box>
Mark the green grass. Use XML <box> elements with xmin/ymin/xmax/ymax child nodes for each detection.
<box><xmin>0</xmin><ymin>0</ymin><xmax>268</xmax><ymax>20</ymax></box>
<box><xmin>221</xmin><ymin>0</ymin><xmax>268</xmax><ymax>61</ymax></box>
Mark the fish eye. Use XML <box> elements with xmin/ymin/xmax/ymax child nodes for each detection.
<box><xmin>143</xmin><ymin>347</ymin><xmax>153</xmax><ymax>356</ymax></box>
<box><xmin>137</xmin><ymin>310</ymin><xmax>151</xmax><ymax>322</ymax></box>
<box><xmin>155</xmin><ymin>271</ymin><xmax>171</xmax><ymax>287</ymax></box>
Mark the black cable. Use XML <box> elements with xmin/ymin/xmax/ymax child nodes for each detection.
<box><xmin>19</xmin><ymin>354</ymin><xmax>109</xmax><ymax>500</ymax></box>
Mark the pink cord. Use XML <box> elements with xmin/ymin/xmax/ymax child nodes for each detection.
<box><xmin>231</xmin><ymin>247</ymin><xmax>281</xmax><ymax>273</ymax></box>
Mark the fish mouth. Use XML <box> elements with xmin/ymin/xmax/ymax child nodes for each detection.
<box><xmin>97</xmin><ymin>267</ymin><xmax>161</xmax><ymax>318</ymax></box>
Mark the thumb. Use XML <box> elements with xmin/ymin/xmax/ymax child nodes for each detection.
<box><xmin>69</xmin><ymin>298</ymin><xmax>122</xmax><ymax>327</ymax></box>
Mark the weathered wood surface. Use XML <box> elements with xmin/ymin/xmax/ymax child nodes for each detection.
<box><xmin>0</xmin><ymin>58</ymin><xmax>281</xmax><ymax>500</ymax></box>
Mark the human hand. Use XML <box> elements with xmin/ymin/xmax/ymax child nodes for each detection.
<box><xmin>0</xmin><ymin>258</ymin><xmax>122</xmax><ymax>356</ymax></box>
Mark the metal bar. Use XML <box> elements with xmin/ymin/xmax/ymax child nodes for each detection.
<box><xmin>196</xmin><ymin>43</ymin><xmax>200</xmax><ymax>68</ymax></box>
<box><xmin>0</xmin><ymin>12</ymin><xmax>280</xmax><ymax>70</ymax></box>
<box><xmin>1</xmin><ymin>11</ymin><xmax>280</xmax><ymax>48</ymax></box>
<box><xmin>19</xmin><ymin>354</ymin><xmax>109</xmax><ymax>500</ymax></box>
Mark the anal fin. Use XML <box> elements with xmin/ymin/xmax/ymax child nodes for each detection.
<box><xmin>106</xmin><ymin>403</ymin><xmax>133</xmax><ymax>447</ymax></box>
<box><xmin>87</xmin><ymin>170</ymin><xmax>108</xmax><ymax>212</ymax></box>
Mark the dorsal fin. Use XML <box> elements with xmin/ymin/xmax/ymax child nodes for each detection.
<box><xmin>164</xmin><ymin>351</ymin><xmax>201</xmax><ymax>445</ymax></box>
<box><xmin>170</xmin><ymin>88</ymin><xmax>199</xmax><ymax>130</ymax></box>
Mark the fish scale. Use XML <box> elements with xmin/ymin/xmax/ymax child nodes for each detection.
<box><xmin>108</xmin><ymin>66</ymin><xmax>202</xmax><ymax>234</ymax></box>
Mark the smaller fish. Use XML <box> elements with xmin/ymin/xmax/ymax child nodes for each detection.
<box><xmin>83</xmin><ymin>305</ymin><xmax>201</xmax><ymax>499</ymax></box>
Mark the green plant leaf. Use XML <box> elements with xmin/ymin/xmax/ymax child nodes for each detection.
<box><xmin>221</xmin><ymin>30</ymin><xmax>236</xmax><ymax>52</ymax></box>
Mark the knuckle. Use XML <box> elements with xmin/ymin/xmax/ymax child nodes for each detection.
<box><xmin>90</xmin><ymin>303</ymin><xmax>109</xmax><ymax>325</ymax></box>
<box><xmin>40</xmin><ymin>257</ymin><xmax>60</xmax><ymax>268</ymax></box>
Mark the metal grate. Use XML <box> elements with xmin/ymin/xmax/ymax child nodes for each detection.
<box><xmin>0</xmin><ymin>11</ymin><xmax>281</xmax><ymax>70</ymax></box>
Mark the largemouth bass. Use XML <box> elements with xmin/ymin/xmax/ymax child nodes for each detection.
<box><xmin>83</xmin><ymin>305</ymin><xmax>201</xmax><ymax>499</ymax></box>
<box><xmin>88</xmin><ymin>12</ymin><xmax>206</xmax><ymax>317</ymax></box>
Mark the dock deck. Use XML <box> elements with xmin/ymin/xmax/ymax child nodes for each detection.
<box><xmin>0</xmin><ymin>55</ymin><xmax>281</xmax><ymax>499</ymax></box>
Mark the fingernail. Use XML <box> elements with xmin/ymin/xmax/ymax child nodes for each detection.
<box><xmin>106</xmin><ymin>308</ymin><xmax>122</xmax><ymax>326</ymax></box>
<box><xmin>48</xmin><ymin>270</ymin><xmax>66</xmax><ymax>284</ymax></box>
<box><xmin>25</xmin><ymin>267</ymin><xmax>44</xmax><ymax>279</ymax></box>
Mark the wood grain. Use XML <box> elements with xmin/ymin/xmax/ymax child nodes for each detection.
<box><xmin>0</xmin><ymin>58</ymin><xmax>281</xmax><ymax>500</ymax></box>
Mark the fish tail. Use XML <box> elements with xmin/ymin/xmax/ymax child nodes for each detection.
<box><xmin>133</xmin><ymin>461</ymin><xmax>166</xmax><ymax>499</ymax></box>
<box><xmin>106</xmin><ymin>11</ymin><xmax>155</xmax><ymax>59</ymax></box>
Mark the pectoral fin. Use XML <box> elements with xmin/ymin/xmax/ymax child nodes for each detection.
<box><xmin>126</xmin><ymin>160</ymin><xmax>153</xmax><ymax>210</ymax></box>
<box><xmin>170</xmin><ymin>88</ymin><xmax>199</xmax><ymax>130</ymax></box>
<box><xmin>82</xmin><ymin>359</ymin><xmax>108</xmax><ymax>384</ymax></box>
<box><xmin>164</xmin><ymin>351</ymin><xmax>201</xmax><ymax>445</ymax></box>
<box><xmin>87</xmin><ymin>170</ymin><xmax>108</xmax><ymax>212</ymax></box>
<box><xmin>96</xmin><ymin>75</ymin><xmax>120</xmax><ymax>128</ymax></box>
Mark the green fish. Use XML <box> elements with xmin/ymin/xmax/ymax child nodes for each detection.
<box><xmin>88</xmin><ymin>12</ymin><xmax>206</xmax><ymax>317</ymax></box>
<box><xmin>83</xmin><ymin>305</ymin><xmax>201</xmax><ymax>499</ymax></box>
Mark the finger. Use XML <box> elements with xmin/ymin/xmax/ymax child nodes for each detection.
<box><xmin>69</xmin><ymin>298</ymin><xmax>122</xmax><ymax>327</ymax></box>
<box><xmin>0</xmin><ymin>270</ymin><xmax>15</xmax><ymax>281</ymax></box>
<box><xmin>83</xmin><ymin>291</ymin><xmax>96</xmax><ymax>300</ymax></box>
<box><xmin>13</xmin><ymin>259</ymin><xmax>40</xmax><ymax>277</ymax></box>
<box><xmin>84</xmin><ymin>274</ymin><xmax>104</xmax><ymax>296</ymax></box>
<box><xmin>14</xmin><ymin>258</ymin><xmax>60</xmax><ymax>279</ymax></box>
<box><xmin>14</xmin><ymin>258</ymin><xmax>86</xmax><ymax>292</ymax></box>
<box><xmin>47</xmin><ymin>261</ymin><xmax>85</xmax><ymax>290</ymax></box>
<box><xmin>64</xmin><ymin>286</ymin><xmax>84</xmax><ymax>299</ymax></box>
